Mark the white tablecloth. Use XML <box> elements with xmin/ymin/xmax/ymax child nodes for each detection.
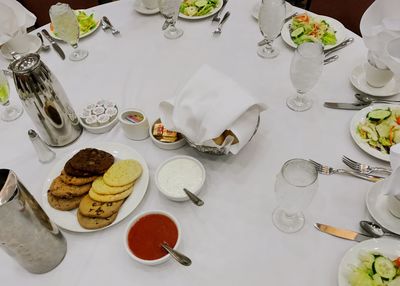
<box><xmin>0</xmin><ymin>0</ymin><xmax>393</xmax><ymax>285</ymax></box>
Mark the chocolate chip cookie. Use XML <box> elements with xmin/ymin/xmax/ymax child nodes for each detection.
<box><xmin>68</xmin><ymin>148</ymin><xmax>114</xmax><ymax>175</ymax></box>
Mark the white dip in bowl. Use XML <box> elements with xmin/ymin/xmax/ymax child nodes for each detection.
<box><xmin>155</xmin><ymin>155</ymin><xmax>205</xmax><ymax>201</ymax></box>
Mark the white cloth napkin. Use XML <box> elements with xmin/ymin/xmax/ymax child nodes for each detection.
<box><xmin>381</xmin><ymin>144</ymin><xmax>400</xmax><ymax>195</ymax></box>
<box><xmin>0</xmin><ymin>0</ymin><xmax>36</xmax><ymax>45</ymax></box>
<box><xmin>159</xmin><ymin>65</ymin><xmax>266</xmax><ymax>155</ymax></box>
<box><xmin>360</xmin><ymin>0</ymin><xmax>400</xmax><ymax>75</ymax></box>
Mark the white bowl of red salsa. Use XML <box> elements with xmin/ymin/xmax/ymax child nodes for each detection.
<box><xmin>124</xmin><ymin>210</ymin><xmax>181</xmax><ymax>265</ymax></box>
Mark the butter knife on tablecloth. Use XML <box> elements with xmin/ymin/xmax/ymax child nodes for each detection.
<box><xmin>41</xmin><ymin>29</ymin><xmax>65</xmax><ymax>60</ymax></box>
<box><xmin>314</xmin><ymin>223</ymin><xmax>372</xmax><ymax>242</ymax></box>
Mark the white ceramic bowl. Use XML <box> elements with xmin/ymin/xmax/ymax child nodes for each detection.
<box><xmin>124</xmin><ymin>210</ymin><xmax>181</xmax><ymax>266</ymax></box>
<box><xmin>79</xmin><ymin>115</ymin><xmax>118</xmax><ymax>134</ymax></box>
<box><xmin>118</xmin><ymin>108</ymin><xmax>149</xmax><ymax>140</ymax></box>
<box><xmin>149</xmin><ymin>118</ymin><xmax>186</xmax><ymax>150</ymax></box>
<box><xmin>155</xmin><ymin>155</ymin><xmax>206</xmax><ymax>202</ymax></box>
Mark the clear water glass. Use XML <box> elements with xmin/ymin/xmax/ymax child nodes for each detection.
<box><xmin>0</xmin><ymin>70</ymin><xmax>23</xmax><ymax>122</ymax></box>
<box><xmin>158</xmin><ymin>0</ymin><xmax>183</xmax><ymax>39</ymax></box>
<box><xmin>286</xmin><ymin>42</ymin><xmax>324</xmax><ymax>111</ymax></box>
<box><xmin>272</xmin><ymin>159</ymin><xmax>318</xmax><ymax>233</ymax></box>
<box><xmin>49</xmin><ymin>3</ymin><xmax>88</xmax><ymax>61</ymax></box>
<box><xmin>257</xmin><ymin>0</ymin><xmax>285</xmax><ymax>59</ymax></box>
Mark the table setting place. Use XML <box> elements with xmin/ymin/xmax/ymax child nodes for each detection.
<box><xmin>2</xmin><ymin>0</ymin><xmax>400</xmax><ymax>285</ymax></box>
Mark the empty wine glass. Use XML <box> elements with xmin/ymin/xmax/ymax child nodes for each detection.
<box><xmin>0</xmin><ymin>70</ymin><xmax>23</xmax><ymax>122</ymax></box>
<box><xmin>49</xmin><ymin>3</ymin><xmax>88</xmax><ymax>61</ymax></box>
<box><xmin>158</xmin><ymin>0</ymin><xmax>183</xmax><ymax>39</ymax></box>
<box><xmin>272</xmin><ymin>159</ymin><xmax>318</xmax><ymax>233</ymax></box>
<box><xmin>286</xmin><ymin>42</ymin><xmax>324</xmax><ymax>111</ymax></box>
<box><xmin>257</xmin><ymin>0</ymin><xmax>285</xmax><ymax>58</ymax></box>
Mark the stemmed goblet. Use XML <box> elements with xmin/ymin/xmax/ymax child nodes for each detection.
<box><xmin>158</xmin><ymin>0</ymin><xmax>183</xmax><ymax>39</ymax></box>
<box><xmin>257</xmin><ymin>0</ymin><xmax>286</xmax><ymax>58</ymax></box>
<box><xmin>286</xmin><ymin>42</ymin><xmax>324</xmax><ymax>111</ymax></box>
<box><xmin>0</xmin><ymin>70</ymin><xmax>23</xmax><ymax>122</ymax></box>
<box><xmin>272</xmin><ymin>159</ymin><xmax>318</xmax><ymax>233</ymax></box>
<box><xmin>49</xmin><ymin>3</ymin><xmax>88</xmax><ymax>61</ymax></box>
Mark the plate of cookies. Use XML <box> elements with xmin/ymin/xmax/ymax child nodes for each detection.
<box><xmin>42</xmin><ymin>142</ymin><xmax>149</xmax><ymax>232</ymax></box>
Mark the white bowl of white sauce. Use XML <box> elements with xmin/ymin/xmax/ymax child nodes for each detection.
<box><xmin>155</xmin><ymin>155</ymin><xmax>206</xmax><ymax>202</ymax></box>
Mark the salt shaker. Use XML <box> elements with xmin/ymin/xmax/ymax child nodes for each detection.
<box><xmin>28</xmin><ymin>129</ymin><xmax>56</xmax><ymax>163</ymax></box>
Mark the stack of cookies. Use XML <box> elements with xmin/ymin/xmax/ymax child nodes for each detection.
<box><xmin>47</xmin><ymin>148</ymin><xmax>114</xmax><ymax>211</ymax></box>
<box><xmin>77</xmin><ymin>159</ymin><xmax>143</xmax><ymax>230</ymax></box>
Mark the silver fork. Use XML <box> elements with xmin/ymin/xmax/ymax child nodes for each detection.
<box><xmin>102</xmin><ymin>16</ymin><xmax>120</xmax><ymax>35</ymax></box>
<box><xmin>213</xmin><ymin>11</ymin><xmax>230</xmax><ymax>34</ymax></box>
<box><xmin>309</xmin><ymin>159</ymin><xmax>383</xmax><ymax>182</ymax></box>
<box><xmin>342</xmin><ymin>155</ymin><xmax>392</xmax><ymax>175</ymax></box>
<box><xmin>212</xmin><ymin>0</ymin><xmax>228</xmax><ymax>23</ymax></box>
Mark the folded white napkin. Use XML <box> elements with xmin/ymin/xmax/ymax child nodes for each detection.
<box><xmin>159</xmin><ymin>65</ymin><xmax>266</xmax><ymax>155</ymax></box>
<box><xmin>0</xmin><ymin>0</ymin><xmax>36</xmax><ymax>45</ymax></box>
<box><xmin>381</xmin><ymin>144</ymin><xmax>400</xmax><ymax>195</ymax></box>
<box><xmin>360</xmin><ymin>0</ymin><xmax>400</xmax><ymax>75</ymax></box>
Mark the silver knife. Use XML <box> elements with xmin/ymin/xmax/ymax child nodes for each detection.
<box><xmin>41</xmin><ymin>29</ymin><xmax>65</xmax><ymax>60</ymax></box>
<box><xmin>324</xmin><ymin>37</ymin><xmax>354</xmax><ymax>57</ymax></box>
<box><xmin>314</xmin><ymin>223</ymin><xmax>372</xmax><ymax>242</ymax></box>
<box><xmin>324</xmin><ymin>102</ymin><xmax>369</xmax><ymax>110</ymax></box>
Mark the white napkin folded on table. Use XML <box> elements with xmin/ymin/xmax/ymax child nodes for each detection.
<box><xmin>360</xmin><ymin>0</ymin><xmax>400</xmax><ymax>75</ymax></box>
<box><xmin>381</xmin><ymin>144</ymin><xmax>400</xmax><ymax>195</ymax></box>
<box><xmin>159</xmin><ymin>65</ymin><xmax>266</xmax><ymax>155</ymax></box>
<box><xmin>0</xmin><ymin>0</ymin><xmax>36</xmax><ymax>45</ymax></box>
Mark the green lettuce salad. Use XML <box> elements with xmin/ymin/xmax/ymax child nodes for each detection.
<box><xmin>289</xmin><ymin>13</ymin><xmax>337</xmax><ymax>46</ymax></box>
<box><xmin>179</xmin><ymin>0</ymin><xmax>219</xmax><ymax>17</ymax></box>
<box><xmin>349</xmin><ymin>252</ymin><xmax>400</xmax><ymax>286</ymax></box>
<box><xmin>357</xmin><ymin>107</ymin><xmax>400</xmax><ymax>155</ymax></box>
<box><xmin>76</xmin><ymin>11</ymin><xmax>97</xmax><ymax>34</ymax></box>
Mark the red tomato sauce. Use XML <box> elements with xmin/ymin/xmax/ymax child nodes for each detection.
<box><xmin>128</xmin><ymin>214</ymin><xmax>178</xmax><ymax>260</ymax></box>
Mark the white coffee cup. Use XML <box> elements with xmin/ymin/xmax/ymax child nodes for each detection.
<box><xmin>141</xmin><ymin>0</ymin><xmax>158</xmax><ymax>10</ymax></box>
<box><xmin>364</xmin><ymin>61</ymin><xmax>394</xmax><ymax>88</ymax></box>
<box><xmin>118</xmin><ymin>109</ymin><xmax>150</xmax><ymax>140</ymax></box>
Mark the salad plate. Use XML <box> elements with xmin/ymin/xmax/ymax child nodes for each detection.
<box><xmin>49</xmin><ymin>9</ymin><xmax>100</xmax><ymax>40</ymax></box>
<box><xmin>179</xmin><ymin>0</ymin><xmax>223</xmax><ymax>20</ymax></box>
<box><xmin>338</xmin><ymin>238</ymin><xmax>400</xmax><ymax>286</ymax></box>
<box><xmin>351</xmin><ymin>64</ymin><xmax>400</xmax><ymax>97</ymax></box>
<box><xmin>134</xmin><ymin>0</ymin><xmax>160</xmax><ymax>15</ymax></box>
<box><xmin>366</xmin><ymin>180</ymin><xmax>400</xmax><ymax>236</ymax></box>
<box><xmin>0</xmin><ymin>34</ymin><xmax>41</xmax><ymax>60</ymax></box>
<box><xmin>251</xmin><ymin>1</ymin><xmax>294</xmax><ymax>21</ymax></box>
<box><xmin>41</xmin><ymin>142</ymin><xmax>149</xmax><ymax>233</ymax></box>
<box><xmin>281</xmin><ymin>14</ymin><xmax>346</xmax><ymax>50</ymax></box>
<box><xmin>349</xmin><ymin>104</ymin><xmax>400</xmax><ymax>162</ymax></box>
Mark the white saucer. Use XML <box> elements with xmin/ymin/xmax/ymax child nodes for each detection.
<box><xmin>366</xmin><ymin>180</ymin><xmax>400</xmax><ymax>235</ymax></box>
<box><xmin>134</xmin><ymin>0</ymin><xmax>159</xmax><ymax>15</ymax></box>
<box><xmin>0</xmin><ymin>34</ymin><xmax>41</xmax><ymax>60</ymax></box>
<box><xmin>350</xmin><ymin>64</ymin><xmax>400</xmax><ymax>97</ymax></box>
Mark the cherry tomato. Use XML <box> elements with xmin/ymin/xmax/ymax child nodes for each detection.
<box><xmin>393</xmin><ymin>257</ymin><xmax>400</xmax><ymax>268</ymax></box>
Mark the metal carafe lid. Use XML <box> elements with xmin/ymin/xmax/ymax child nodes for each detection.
<box><xmin>9</xmin><ymin>53</ymin><xmax>41</xmax><ymax>74</ymax></box>
<box><xmin>0</xmin><ymin>169</ymin><xmax>18</xmax><ymax>206</ymax></box>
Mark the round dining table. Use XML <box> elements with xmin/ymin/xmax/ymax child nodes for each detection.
<box><xmin>0</xmin><ymin>0</ymin><xmax>394</xmax><ymax>285</ymax></box>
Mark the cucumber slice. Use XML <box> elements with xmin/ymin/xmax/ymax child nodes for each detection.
<box><xmin>291</xmin><ymin>27</ymin><xmax>304</xmax><ymax>38</ymax></box>
<box><xmin>373</xmin><ymin>256</ymin><xmax>397</xmax><ymax>279</ymax></box>
<box><xmin>367</xmin><ymin>109</ymin><xmax>392</xmax><ymax>122</ymax></box>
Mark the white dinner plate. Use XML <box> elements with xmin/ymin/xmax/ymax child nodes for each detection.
<box><xmin>42</xmin><ymin>142</ymin><xmax>149</xmax><ymax>233</ymax></box>
<box><xmin>134</xmin><ymin>0</ymin><xmax>160</xmax><ymax>15</ymax></box>
<box><xmin>350</xmin><ymin>64</ymin><xmax>400</xmax><ymax>97</ymax></box>
<box><xmin>49</xmin><ymin>9</ymin><xmax>100</xmax><ymax>40</ymax></box>
<box><xmin>0</xmin><ymin>34</ymin><xmax>41</xmax><ymax>60</ymax></box>
<box><xmin>366</xmin><ymin>180</ymin><xmax>400</xmax><ymax>235</ymax></box>
<box><xmin>281</xmin><ymin>14</ymin><xmax>347</xmax><ymax>50</ymax></box>
<box><xmin>349</xmin><ymin>104</ymin><xmax>400</xmax><ymax>162</ymax></box>
<box><xmin>179</xmin><ymin>0</ymin><xmax>223</xmax><ymax>20</ymax></box>
<box><xmin>338</xmin><ymin>238</ymin><xmax>400</xmax><ymax>286</ymax></box>
<box><xmin>251</xmin><ymin>1</ymin><xmax>294</xmax><ymax>20</ymax></box>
